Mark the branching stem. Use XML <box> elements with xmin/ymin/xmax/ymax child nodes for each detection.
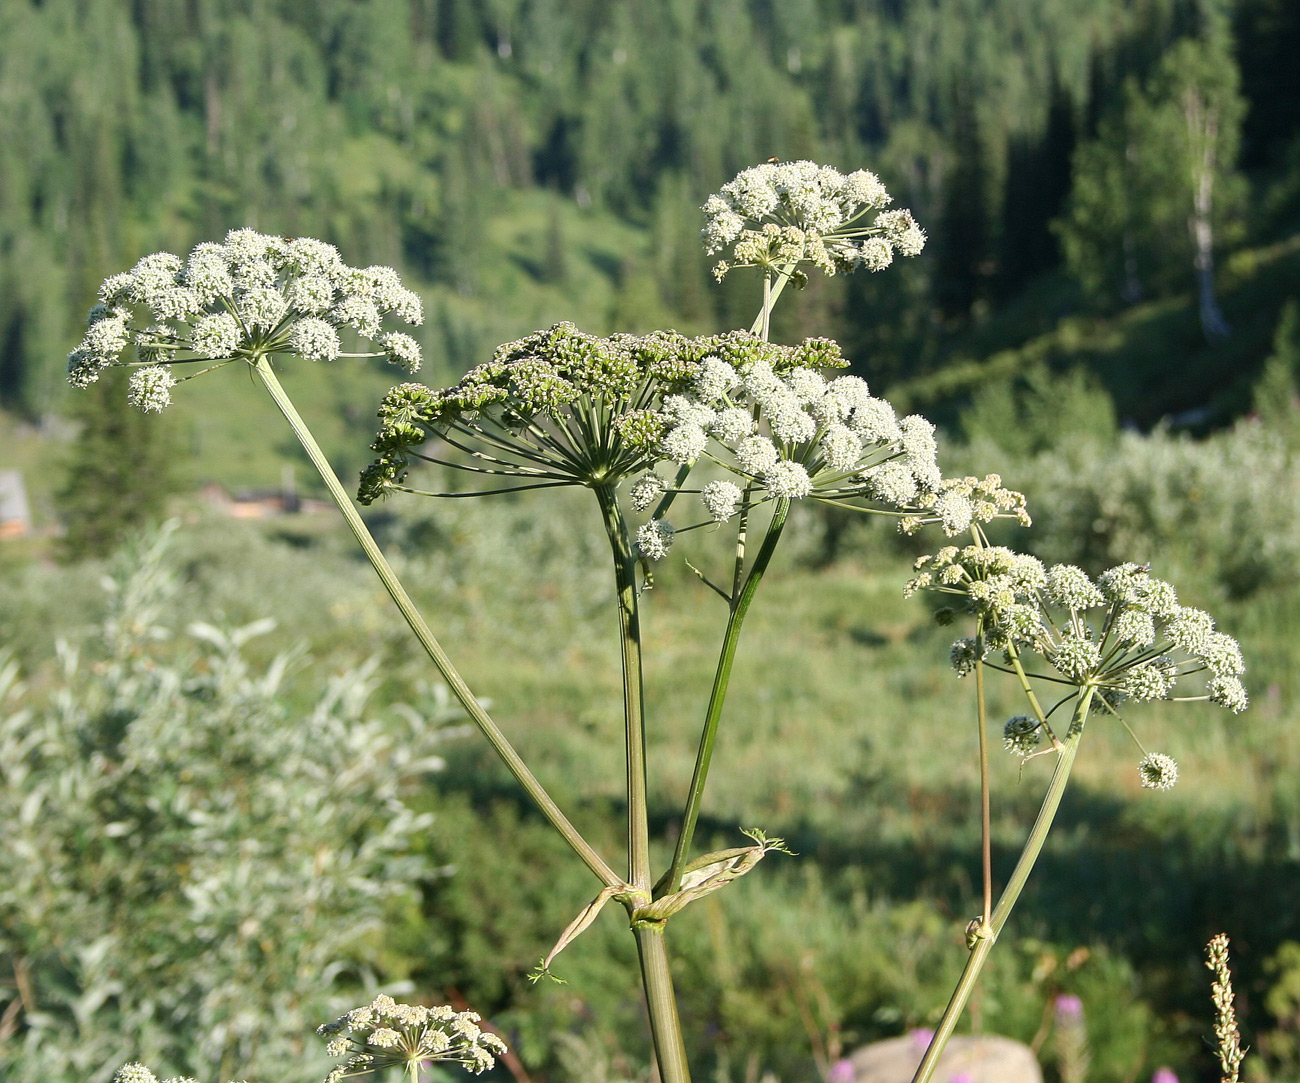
<box><xmin>252</xmin><ymin>356</ymin><xmax>620</xmax><ymax>890</ymax></box>
<box><xmin>664</xmin><ymin>499</ymin><xmax>790</xmax><ymax>895</ymax></box>
<box><xmin>909</xmin><ymin>688</ymin><xmax>1094</xmax><ymax>1083</ymax></box>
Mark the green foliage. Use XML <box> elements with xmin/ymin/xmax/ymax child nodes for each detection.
<box><xmin>1251</xmin><ymin>297</ymin><xmax>1300</xmax><ymax>434</ymax></box>
<box><xmin>1261</xmin><ymin>941</ymin><xmax>1300</xmax><ymax>1076</ymax></box>
<box><xmin>0</xmin><ymin>525</ymin><xmax>457</xmax><ymax>1083</ymax></box>
<box><xmin>1056</xmin><ymin>26</ymin><xmax>1248</xmax><ymax>308</ymax></box>
<box><xmin>991</xmin><ymin>420</ymin><xmax>1300</xmax><ymax>597</ymax></box>
<box><xmin>959</xmin><ymin>363</ymin><xmax>1118</xmax><ymax>460</ymax></box>
<box><xmin>4</xmin><ymin>0</ymin><xmax>1297</xmax><ymax>429</ymax></box>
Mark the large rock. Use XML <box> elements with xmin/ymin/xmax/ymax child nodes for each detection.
<box><xmin>839</xmin><ymin>1030</ymin><xmax>1041</xmax><ymax>1083</ymax></box>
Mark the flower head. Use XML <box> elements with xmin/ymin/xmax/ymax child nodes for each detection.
<box><xmin>636</xmin><ymin>519</ymin><xmax>675</xmax><ymax>560</ymax></box>
<box><xmin>1003</xmin><ymin>715</ymin><xmax>1042</xmax><ymax>756</ymax></box>
<box><xmin>318</xmin><ymin>993</ymin><xmax>507</xmax><ymax>1079</ymax></box>
<box><xmin>702</xmin><ymin>160</ymin><xmax>926</xmax><ymax>280</ymax></box>
<box><xmin>1138</xmin><ymin>753</ymin><xmax>1179</xmax><ymax>790</ymax></box>
<box><xmin>69</xmin><ymin>229</ymin><xmax>424</xmax><ymax>411</ymax></box>
<box><xmin>701</xmin><ymin>479</ymin><xmax>743</xmax><ymax>522</ymax></box>
<box><xmin>911</xmin><ymin>544</ymin><xmax>1246</xmax><ymax>788</ymax></box>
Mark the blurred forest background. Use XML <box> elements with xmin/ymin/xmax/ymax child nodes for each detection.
<box><xmin>2</xmin><ymin>0</ymin><xmax>1300</xmax><ymax>1081</ymax></box>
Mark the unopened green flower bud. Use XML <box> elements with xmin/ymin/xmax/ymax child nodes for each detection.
<box><xmin>950</xmin><ymin>637</ymin><xmax>981</xmax><ymax>677</ymax></box>
<box><xmin>1003</xmin><ymin>715</ymin><xmax>1042</xmax><ymax>756</ymax></box>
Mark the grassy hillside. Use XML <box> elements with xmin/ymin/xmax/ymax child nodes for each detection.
<box><xmin>2</xmin><ymin>502</ymin><xmax>1295</xmax><ymax>1081</ymax></box>
<box><xmin>894</xmin><ymin>231</ymin><xmax>1300</xmax><ymax>425</ymax></box>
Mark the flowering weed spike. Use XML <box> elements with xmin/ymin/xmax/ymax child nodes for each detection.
<box><xmin>1206</xmin><ymin>934</ymin><xmax>1246</xmax><ymax>1083</ymax></box>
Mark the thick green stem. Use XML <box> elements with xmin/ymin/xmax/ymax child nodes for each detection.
<box><xmin>595</xmin><ymin>484</ymin><xmax>691</xmax><ymax>1082</ymax></box>
<box><xmin>253</xmin><ymin>357</ymin><xmax>620</xmax><ymax>890</ymax></box>
<box><xmin>663</xmin><ymin>499</ymin><xmax>790</xmax><ymax>895</ymax></box>
<box><xmin>635</xmin><ymin>926</ymin><xmax>692</xmax><ymax>1083</ymax></box>
<box><xmin>909</xmin><ymin>688</ymin><xmax>1094</xmax><ymax>1083</ymax></box>
<box><xmin>595</xmin><ymin>484</ymin><xmax>652</xmax><ymax>892</ymax></box>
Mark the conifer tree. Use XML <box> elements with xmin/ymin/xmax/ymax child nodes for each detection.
<box><xmin>1252</xmin><ymin>299</ymin><xmax>1300</xmax><ymax>435</ymax></box>
<box><xmin>57</xmin><ymin>370</ymin><xmax>183</xmax><ymax>561</ymax></box>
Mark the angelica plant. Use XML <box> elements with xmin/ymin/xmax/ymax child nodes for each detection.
<box><xmin>352</xmin><ymin>161</ymin><xmax>1028</xmax><ymax>1083</ymax></box>
<box><xmin>65</xmin><ymin>164</ymin><xmax>1006</xmax><ymax>1083</ymax></box>
<box><xmin>903</xmin><ymin>544</ymin><xmax>1246</xmax><ymax>1083</ymax></box>
<box><xmin>65</xmin><ymin>160</ymin><xmax>1246</xmax><ymax>1083</ymax></box>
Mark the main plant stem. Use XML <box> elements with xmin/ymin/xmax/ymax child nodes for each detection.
<box><xmin>635</xmin><ymin>926</ymin><xmax>692</xmax><ymax>1083</ymax></box>
<box><xmin>909</xmin><ymin>688</ymin><xmax>1095</xmax><ymax>1083</ymax></box>
<box><xmin>253</xmin><ymin>356</ymin><xmax>620</xmax><ymax>890</ymax></box>
<box><xmin>594</xmin><ymin>483</ymin><xmax>691</xmax><ymax>1083</ymax></box>
<box><xmin>595</xmin><ymin>483</ymin><xmax>652</xmax><ymax>892</ymax></box>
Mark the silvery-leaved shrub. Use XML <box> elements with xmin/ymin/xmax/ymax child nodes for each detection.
<box><xmin>1010</xmin><ymin>422</ymin><xmax>1300</xmax><ymax>598</ymax></box>
<box><xmin>0</xmin><ymin>525</ymin><xmax>458</xmax><ymax>1083</ymax></box>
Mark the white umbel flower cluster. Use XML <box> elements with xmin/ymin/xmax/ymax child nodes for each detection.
<box><xmin>318</xmin><ymin>993</ymin><xmax>508</xmax><ymax>1080</ymax></box>
<box><xmin>1138</xmin><ymin>752</ymin><xmax>1179</xmax><ymax>790</ymax></box>
<box><xmin>113</xmin><ymin>1064</ymin><xmax>231</xmax><ymax>1083</ymax></box>
<box><xmin>632</xmin><ymin>353</ymin><xmax>1027</xmax><ymax>548</ymax></box>
<box><xmin>909</xmin><ymin>546</ymin><xmax>1247</xmax><ymax>714</ymax></box>
<box><xmin>69</xmin><ymin>230</ymin><xmax>424</xmax><ymax>410</ymax></box>
<box><xmin>702</xmin><ymin>160</ymin><xmax>926</xmax><ymax>281</ymax></box>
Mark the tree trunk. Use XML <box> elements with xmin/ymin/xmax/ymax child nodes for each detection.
<box><xmin>1185</xmin><ymin>87</ymin><xmax>1231</xmax><ymax>341</ymax></box>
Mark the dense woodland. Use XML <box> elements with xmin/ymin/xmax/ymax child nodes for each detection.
<box><xmin>2</xmin><ymin>0</ymin><xmax>1299</xmax><ymax>431</ymax></box>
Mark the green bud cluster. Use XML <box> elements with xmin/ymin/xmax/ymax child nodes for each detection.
<box><xmin>358</xmin><ymin>323</ymin><xmax>846</xmax><ymax>505</ymax></box>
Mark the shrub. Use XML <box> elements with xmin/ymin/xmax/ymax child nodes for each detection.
<box><xmin>0</xmin><ymin>525</ymin><xmax>458</xmax><ymax>1083</ymax></box>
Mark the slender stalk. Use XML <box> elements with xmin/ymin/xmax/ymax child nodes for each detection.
<box><xmin>748</xmin><ymin>262</ymin><xmax>796</xmax><ymax>337</ymax></box>
<box><xmin>975</xmin><ymin>650</ymin><xmax>992</xmax><ymax>926</ymax></box>
<box><xmin>664</xmin><ymin>265</ymin><xmax>795</xmax><ymax>891</ymax></box>
<box><xmin>1006</xmin><ymin>645</ymin><xmax>1058</xmax><ymax>743</ymax></box>
<box><xmin>594</xmin><ymin>484</ymin><xmax>653</xmax><ymax>892</ymax></box>
<box><xmin>635</xmin><ymin>926</ymin><xmax>692</xmax><ymax>1083</ymax></box>
<box><xmin>252</xmin><ymin>356</ymin><xmax>620</xmax><ymax>890</ymax></box>
<box><xmin>663</xmin><ymin>499</ymin><xmax>790</xmax><ymax>894</ymax></box>
<box><xmin>909</xmin><ymin>688</ymin><xmax>1095</xmax><ymax>1083</ymax></box>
